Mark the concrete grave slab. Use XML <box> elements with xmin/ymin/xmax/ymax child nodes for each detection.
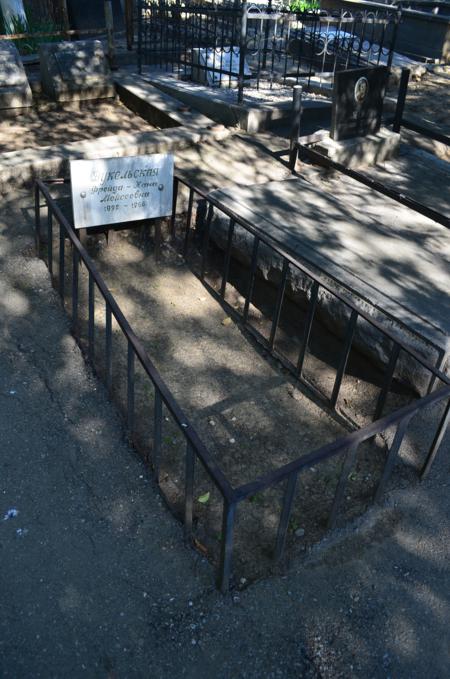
<box><xmin>145</xmin><ymin>72</ymin><xmax>331</xmax><ymax>132</ymax></box>
<box><xmin>208</xmin><ymin>176</ymin><xmax>450</xmax><ymax>392</ymax></box>
<box><xmin>0</xmin><ymin>40</ymin><xmax>33</xmax><ymax>114</ymax></box>
<box><xmin>39</xmin><ymin>40</ymin><xmax>115</xmax><ymax>103</ymax></box>
<box><xmin>314</xmin><ymin>127</ymin><xmax>400</xmax><ymax>169</ymax></box>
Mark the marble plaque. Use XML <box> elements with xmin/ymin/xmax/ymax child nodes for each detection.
<box><xmin>70</xmin><ymin>154</ymin><xmax>174</xmax><ymax>229</ymax></box>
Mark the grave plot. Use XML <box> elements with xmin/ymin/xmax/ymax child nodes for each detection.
<box><xmin>0</xmin><ymin>101</ymin><xmax>157</xmax><ymax>152</ymax></box>
<box><xmin>35</xmin><ymin>175</ymin><xmax>450</xmax><ymax>589</ymax></box>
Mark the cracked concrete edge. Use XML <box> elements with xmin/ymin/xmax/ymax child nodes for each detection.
<box><xmin>0</xmin><ymin>125</ymin><xmax>232</xmax><ymax>192</ymax></box>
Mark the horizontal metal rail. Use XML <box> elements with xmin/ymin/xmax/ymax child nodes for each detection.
<box><xmin>35</xmin><ymin>176</ymin><xmax>450</xmax><ymax>592</ymax></box>
<box><xmin>232</xmin><ymin>384</ymin><xmax>450</xmax><ymax>502</ymax></box>
<box><xmin>399</xmin><ymin>118</ymin><xmax>450</xmax><ymax>147</ymax></box>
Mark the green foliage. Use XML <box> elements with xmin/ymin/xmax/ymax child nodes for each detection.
<box><xmin>289</xmin><ymin>0</ymin><xmax>320</xmax><ymax>12</ymax></box>
<box><xmin>1</xmin><ymin>12</ymin><xmax>62</xmax><ymax>55</ymax></box>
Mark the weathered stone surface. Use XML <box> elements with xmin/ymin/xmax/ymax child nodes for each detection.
<box><xmin>0</xmin><ymin>41</ymin><xmax>33</xmax><ymax>113</ymax></box>
<box><xmin>208</xmin><ymin>177</ymin><xmax>450</xmax><ymax>394</ymax></box>
<box><xmin>39</xmin><ymin>40</ymin><xmax>115</xmax><ymax>103</ymax></box>
<box><xmin>315</xmin><ymin>127</ymin><xmax>400</xmax><ymax>169</ymax></box>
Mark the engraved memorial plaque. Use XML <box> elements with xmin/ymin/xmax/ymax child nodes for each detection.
<box><xmin>70</xmin><ymin>154</ymin><xmax>174</xmax><ymax>229</ymax></box>
<box><xmin>331</xmin><ymin>66</ymin><xmax>388</xmax><ymax>141</ymax></box>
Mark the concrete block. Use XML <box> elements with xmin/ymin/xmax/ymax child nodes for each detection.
<box><xmin>0</xmin><ymin>41</ymin><xmax>33</xmax><ymax>114</ymax></box>
<box><xmin>39</xmin><ymin>40</ymin><xmax>115</xmax><ymax>103</ymax></box>
<box><xmin>146</xmin><ymin>74</ymin><xmax>330</xmax><ymax>132</ymax></box>
<box><xmin>207</xmin><ymin>177</ymin><xmax>450</xmax><ymax>394</ymax></box>
<box><xmin>314</xmin><ymin>127</ymin><xmax>400</xmax><ymax>169</ymax></box>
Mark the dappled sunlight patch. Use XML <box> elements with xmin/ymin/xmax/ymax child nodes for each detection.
<box><xmin>0</xmin><ymin>281</ymin><xmax>30</xmax><ymax>316</ymax></box>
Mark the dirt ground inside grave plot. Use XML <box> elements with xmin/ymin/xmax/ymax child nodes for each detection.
<box><xmin>39</xmin><ymin>191</ymin><xmax>441</xmax><ymax>583</ymax></box>
<box><xmin>403</xmin><ymin>68</ymin><xmax>450</xmax><ymax>138</ymax></box>
<box><xmin>396</xmin><ymin>68</ymin><xmax>450</xmax><ymax>161</ymax></box>
<box><xmin>0</xmin><ymin>100</ymin><xmax>156</xmax><ymax>153</ymax></box>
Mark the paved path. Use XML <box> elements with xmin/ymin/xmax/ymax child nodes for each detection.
<box><xmin>1</xmin><ymin>178</ymin><xmax>449</xmax><ymax>679</ymax></box>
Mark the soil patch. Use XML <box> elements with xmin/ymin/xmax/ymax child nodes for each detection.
<box><xmin>0</xmin><ymin>101</ymin><xmax>156</xmax><ymax>153</ymax></box>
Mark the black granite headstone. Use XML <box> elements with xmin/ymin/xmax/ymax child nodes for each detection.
<box><xmin>330</xmin><ymin>66</ymin><xmax>388</xmax><ymax>142</ymax></box>
<box><xmin>67</xmin><ymin>0</ymin><xmax>124</xmax><ymax>32</ymax></box>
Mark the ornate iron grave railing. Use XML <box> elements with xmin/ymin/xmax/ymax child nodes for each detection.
<box><xmin>137</xmin><ymin>1</ymin><xmax>400</xmax><ymax>102</ymax></box>
<box><xmin>35</xmin><ymin>176</ymin><xmax>450</xmax><ymax>592</ymax></box>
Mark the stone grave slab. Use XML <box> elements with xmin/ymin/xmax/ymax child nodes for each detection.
<box><xmin>208</xmin><ymin>177</ymin><xmax>450</xmax><ymax>393</ymax></box>
<box><xmin>0</xmin><ymin>41</ymin><xmax>33</xmax><ymax>113</ymax></box>
<box><xmin>39</xmin><ymin>40</ymin><xmax>115</xmax><ymax>103</ymax></box>
<box><xmin>331</xmin><ymin>66</ymin><xmax>388</xmax><ymax>141</ymax></box>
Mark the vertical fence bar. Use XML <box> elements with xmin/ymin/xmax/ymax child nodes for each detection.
<box><xmin>170</xmin><ymin>176</ymin><xmax>179</xmax><ymax>240</ymax></box>
<box><xmin>72</xmin><ymin>248</ymin><xmax>79</xmax><ymax>332</ymax></box>
<box><xmin>184</xmin><ymin>443</ymin><xmax>195</xmax><ymax>544</ymax></box>
<box><xmin>297</xmin><ymin>280</ymin><xmax>319</xmax><ymax>378</ymax></box>
<box><xmin>238</xmin><ymin>1</ymin><xmax>248</xmax><ymax>104</ymax></box>
<box><xmin>88</xmin><ymin>272</ymin><xmax>95</xmax><ymax>364</ymax></box>
<box><xmin>105</xmin><ymin>303</ymin><xmax>112</xmax><ymax>393</ymax></box>
<box><xmin>386</xmin><ymin>13</ymin><xmax>400</xmax><ymax>72</ymax></box>
<box><xmin>375</xmin><ymin>413</ymin><xmax>413</xmax><ymax>503</ymax></box>
<box><xmin>393</xmin><ymin>67</ymin><xmax>410</xmax><ymax>134</ymax></box>
<box><xmin>47</xmin><ymin>208</ymin><xmax>53</xmax><ymax>277</ymax></box>
<box><xmin>289</xmin><ymin>85</ymin><xmax>302</xmax><ymax>170</ymax></box>
<box><xmin>183</xmin><ymin>188</ymin><xmax>194</xmax><ymax>257</ymax></box>
<box><xmin>420</xmin><ymin>399</ymin><xmax>450</xmax><ymax>480</ymax></box>
<box><xmin>243</xmin><ymin>236</ymin><xmax>260</xmax><ymax>323</ymax></box>
<box><xmin>34</xmin><ymin>184</ymin><xmax>41</xmax><ymax>252</ymax></box>
<box><xmin>127</xmin><ymin>341</ymin><xmax>135</xmax><ymax>435</ymax></box>
<box><xmin>269</xmin><ymin>259</ymin><xmax>289</xmax><ymax>350</ymax></box>
<box><xmin>220</xmin><ymin>218</ymin><xmax>235</xmax><ymax>298</ymax></box>
<box><xmin>427</xmin><ymin>350</ymin><xmax>448</xmax><ymax>395</ymax></box>
<box><xmin>137</xmin><ymin>0</ymin><xmax>143</xmax><ymax>73</ymax></box>
<box><xmin>274</xmin><ymin>472</ymin><xmax>298</xmax><ymax>561</ymax></box>
<box><xmin>200</xmin><ymin>204</ymin><xmax>214</xmax><ymax>280</ymax></box>
<box><xmin>153</xmin><ymin>389</ymin><xmax>163</xmax><ymax>480</ymax></box>
<box><xmin>330</xmin><ymin>309</ymin><xmax>358</xmax><ymax>409</ymax></box>
<box><xmin>374</xmin><ymin>342</ymin><xmax>400</xmax><ymax>421</ymax></box>
<box><xmin>58</xmin><ymin>224</ymin><xmax>65</xmax><ymax>301</ymax></box>
<box><xmin>219</xmin><ymin>500</ymin><xmax>237</xmax><ymax>593</ymax></box>
<box><xmin>328</xmin><ymin>442</ymin><xmax>359</xmax><ymax>529</ymax></box>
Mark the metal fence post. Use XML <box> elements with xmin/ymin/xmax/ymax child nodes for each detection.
<box><xmin>34</xmin><ymin>184</ymin><xmax>41</xmax><ymax>253</ymax></box>
<box><xmin>262</xmin><ymin>0</ymin><xmax>272</xmax><ymax>70</ymax></box>
<box><xmin>137</xmin><ymin>0</ymin><xmax>143</xmax><ymax>74</ymax></box>
<box><xmin>104</xmin><ymin>0</ymin><xmax>116</xmax><ymax>70</ymax></box>
<box><xmin>238</xmin><ymin>1</ymin><xmax>248</xmax><ymax>104</ymax></box>
<box><xmin>125</xmin><ymin>0</ymin><xmax>134</xmax><ymax>50</ymax></box>
<box><xmin>393</xmin><ymin>67</ymin><xmax>410</xmax><ymax>134</ymax></box>
<box><xmin>289</xmin><ymin>85</ymin><xmax>303</xmax><ymax>160</ymax></box>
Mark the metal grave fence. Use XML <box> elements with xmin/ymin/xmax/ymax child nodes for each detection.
<box><xmin>137</xmin><ymin>1</ymin><xmax>400</xmax><ymax>102</ymax></box>
<box><xmin>35</xmin><ymin>176</ymin><xmax>450</xmax><ymax>592</ymax></box>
